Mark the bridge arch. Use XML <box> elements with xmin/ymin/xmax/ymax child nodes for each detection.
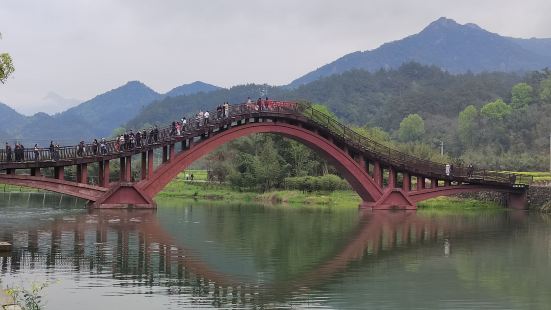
<box><xmin>137</xmin><ymin>121</ymin><xmax>383</xmax><ymax>203</ymax></box>
<box><xmin>0</xmin><ymin>174</ymin><xmax>107</xmax><ymax>201</ymax></box>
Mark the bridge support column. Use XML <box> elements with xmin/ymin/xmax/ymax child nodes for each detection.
<box><xmin>169</xmin><ymin>143</ymin><xmax>175</xmax><ymax>161</ymax></box>
<box><xmin>357</xmin><ymin>156</ymin><xmax>367</xmax><ymax>173</ymax></box>
<box><xmin>444</xmin><ymin>180</ymin><xmax>451</xmax><ymax>187</ymax></box>
<box><xmin>120</xmin><ymin>157</ymin><xmax>126</xmax><ymax>181</ymax></box>
<box><xmin>373</xmin><ymin>161</ymin><xmax>382</xmax><ymax>186</ymax></box>
<box><xmin>30</xmin><ymin>167</ymin><xmax>41</xmax><ymax>177</ymax></box>
<box><xmin>162</xmin><ymin>146</ymin><xmax>168</xmax><ymax>163</ymax></box>
<box><xmin>416</xmin><ymin>176</ymin><xmax>425</xmax><ymax>190</ymax></box>
<box><xmin>388</xmin><ymin>167</ymin><xmax>397</xmax><ymax>188</ymax></box>
<box><xmin>99</xmin><ymin>160</ymin><xmax>110</xmax><ymax>187</ymax></box>
<box><xmin>431</xmin><ymin>178</ymin><xmax>438</xmax><ymax>188</ymax></box>
<box><xmin>402</xmin><ymin>172</ymin><xmax>411</xmax><ymax>192</ymax></box>
<box><xmin>6</xmin><ymin>168</ymin><xmax>14</xmax><ymax>175</ymax></box>
<box><xmin>125</xmin><ymin>156</ymin><xmax>132</xmax><ymax>182</ymax></box>
<box><xmin>77</xmin><ymin>163</ymin><xmax>88</xmax><ymax>184</ymax></box>
<box><xmin>54</xmin><ymin>166</ymin><xmax>64</xmax><ymax>180</ymax></box>
<box><xmin>141</xmin><ymin>152</ymin><xmax>147</xmax><ymax>180</ymax></box>
<box><xmin>147</xmin><ymin>149</ymin><xmax>154</xmax><ymax>179</ymax></box>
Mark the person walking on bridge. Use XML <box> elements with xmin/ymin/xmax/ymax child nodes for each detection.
<box><xmin>92</xmin><ymin>139</ymin><xmax>99</xmax><ymax>155</ymax></box>
<box><xmin>34</xmin><ymin>144</ymin><xmax>40</xmax><ymax>161</ymax></box>
<box><xmin>204</xmin><ymin>110</ymin><xmax>210</xmax><ymax>125</ymax></box>
<box><xmin>5</xmin><ymin>142</ymin><xmax>12</xmax><ymax>162</ymax></box>
<box><xmin>100</xmin><ymin>138</ymin><xmax>108</xmax><ymax>155</ymax></box>
<box><xmin>77</xmin><ymin>141</ymin><xmax>85</xmax><ymax>157</ymax></box>
<box><xmin>49</xmin><ymin>141</ymin><xmax>55</xmax><ymax>160</ymax></box>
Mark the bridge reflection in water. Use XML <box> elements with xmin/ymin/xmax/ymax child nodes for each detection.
<box><xmin>0</xmin><ymin>194</ymin><xmax>530</xmax><ymax>308</ymax></box>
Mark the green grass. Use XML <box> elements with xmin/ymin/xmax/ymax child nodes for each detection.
<box><xmin>158</xmin><ymin>173</ymin><xmax>362</xmax><ymax>207</ymax></box>
<box><xmin>501</xmin><ymin>171</ymin><xmax>551</xmax><ymax>183</ymax></box>
<box><xmin>0</xmin><ymin>184</ymin><xmax>44</xmax><ymax>193</ymax></box>
<box><xmin>181</xmin><ymin>169</ymin><xmax>208</xmax><ymax>181</ymax></box>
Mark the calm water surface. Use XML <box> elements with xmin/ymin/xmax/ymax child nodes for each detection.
<box><xmin>1</xmin><ymin>193</ymin><xmax>551</xmax><ymax>309</ymax></box>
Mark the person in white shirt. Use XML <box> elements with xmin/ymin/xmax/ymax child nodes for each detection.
<box><xmin>204</xmin><ymin>111</ymin><xmax>210</xmax><ymax>124</ymax></box>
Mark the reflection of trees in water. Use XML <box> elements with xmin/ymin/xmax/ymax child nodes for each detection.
<box><xmin>0</xmin><ymin>199</ymin><xmax>529</xmax><ymax>309</ymax></box>
<box><xmin>453</xmin><ymin>213</ymin><xmax>551</xmax><ymax>307</ymax></box>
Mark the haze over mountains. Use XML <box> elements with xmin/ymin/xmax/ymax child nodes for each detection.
<box><xmin>0</xmin><ymin>80</ymin><xmax>221</xmax><ymax>143</ymax></box>
<box><xmin>2</xmin><ymin>17</ymin><xmax>551</xmax><ymax>145</ymax></box>
<box><xmin>289</xmin><ymin>17</ymin><xmax>551</xmax><ymax>87</ymax></box>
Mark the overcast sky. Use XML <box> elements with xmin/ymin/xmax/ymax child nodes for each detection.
<box><xmin>1</xmin><ymin>0</ymin><xmax>551</xmax><ymax>115</ymax></box>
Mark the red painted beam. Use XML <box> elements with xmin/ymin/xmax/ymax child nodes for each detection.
<box><xmin>54</xmin><ymin>166</ymin><xmax>64</xmax><ymax>180</ymax></box>
<box><xmin>373</xmin><ymin>161</ymin><xmax>382</xmax><ymax>186</ymax></box>
<box><xmin>403</xmin><ymin>172</ymin><xmax>411</xmax><ymax>192</ymax></box>
<box><xmin>99</xmin><ymin>160</ymin><xmax>110</xmax><ymax>187</ymax></box>
<box><xmin>141</xmin><ymin>152</ymin><xmax>147</xmax><ymax>180</ymax></box>
<box><xmin>169</xmin><ymin>144</ymin><xmax>175</xmax><ymax>161</ymax></box>
<box><xmin>416</xmin><ymin>176</ymin><xmax>425</xmax><ymax>190</ymax></box>
<box><xmin>125</xmin><ymin>156</ymin><xmax>132</xmax><ymax>182</ymax></box>
<box><xmin>162</xmin><ymin>146</ymin><xmax>168</xmax><ymax>163</ymax></box>
<box><xmin>147</xmin><ymin>149</ymin><xmax>154</xmax><ymax>180</ymax></box>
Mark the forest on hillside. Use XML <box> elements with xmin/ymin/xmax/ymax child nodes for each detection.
<box><xmin>124</xmin><ymin>63</ymin><xmax>551</xmax><ymax>189</ymax></box>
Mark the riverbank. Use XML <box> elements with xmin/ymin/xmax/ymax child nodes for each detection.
<box><xmin>159</xmin><ymin>177</ymin><xmax>505</xmax><ymax>209</ymax></box>
<box><xmin>159</xmin><ymin>180</ymin><xmax>362</xmax><ymax>207</ymax></box>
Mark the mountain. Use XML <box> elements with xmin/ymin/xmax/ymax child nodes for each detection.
<box><xmin>507</xmin><ymin>37</ymin><xmax>551</xmax><ymax>58</ymax></box>
<box><xmin>165</xmin><ymin>81</ymin><xmax>222</xmax><ymax>97</ymax></box>
<box><xmin>0</xmin><ymin>102</ymin><xmax>27</xmax><ymax>134</ymax></box>
<box><xmin>61</xmin><ymin>81</ymin><xmax>162</xmax><ymax>138</ymax></box>
<box><xmin>289</xmin><ymin>17</ymin><xmax>551</xmax><ymax>87</ymax></box>
<box><xmin>125</xmin><ymin>63</ymin><xmax>522</xmax><ymax>132</ymax></box>
<box><xmin>0</xmin><ymin>80</ymin><xmax>226</xmax><ymax>144</ymax></box>
<box><xmin>33</xmin><ymin>92</ymin><xmax>81</xmax><ymax>115</ymax></box>
<box><xmin>0</xmin><ymin>81</ymin><xmax>163</xmax><ymax>144</ymax></box>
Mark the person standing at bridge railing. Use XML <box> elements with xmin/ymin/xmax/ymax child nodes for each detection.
<box><xmin>204</xmin><ymin>110</ymin><xmax>210</xmax><ymax>125</ymax></box>
<box><xmin>5</xmin><ymin>142</ymin><xmax>12</xmax><ymax>162</ymax></box>
<box><xmin>33</xmin><ymin>144</ymin><xmax>39</xmax><ymax>161</ymax></box>
<box><xmin>100</xmin><ymin>138</ymin><xmax>108</xmax><ymax>155</ymax></box>
<box><xmin>77</xmin><ymin>141</ymin><xmax>85</xmax><ymax>157</ymax></box>
<box><xmin>153</xmin><ymin>125</ymin><xmax>159</xmax><ymax>143</ymax></box>
<box><xmin>92</xmin><ymin>139</ymin><xmax>99</xmax><ymax>156</ymax></box>
<box><xmin>142</xmin><ymin>129</ymin><xmax>148</xmax><ymax>145</ymax></box>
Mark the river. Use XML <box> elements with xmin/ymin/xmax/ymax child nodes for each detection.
<box><xmin>1</xmin><ymin>192</ymin><xmax>550</xmax><ymax>309</ymax></box>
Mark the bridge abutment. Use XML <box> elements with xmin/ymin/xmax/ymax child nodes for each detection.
<box><xmin>90</xmin><ymin>183</ymin><xmax>156</xmax><ymax>209</ymax></box>
<box><xmin>507</xmin><ymin>191</ymin><xmax>528</xmax><ymax>210</ymax></box>
<box><xmin>360</xmin><ymin>188</ymin><xmax>417</xmax><ymax>210</ymax></box>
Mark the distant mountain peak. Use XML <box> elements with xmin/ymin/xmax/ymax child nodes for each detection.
<box><xmin>165</xmin><ymin>81</ymin><xmax>222</xmax><ymax>97</ymax></box>
<box><xmin>421</xmin><ymin>17</ymin><xmax>483</xmax><ymax>34</ymax></box>
<box><xmin>431</xmin><ymin>17</ymin><xmax>459</xmax><ymax>26</ymax></box>
<box><xmin>289</xmin><ymin>17</ymin><xmax>551</xmax><ymax>87</ymax></box>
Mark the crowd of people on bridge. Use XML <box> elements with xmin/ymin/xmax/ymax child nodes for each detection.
<box><xmin>0</xmin><ymin>99</ymin><xmax>286</xmax><ymax>164</ymax></box>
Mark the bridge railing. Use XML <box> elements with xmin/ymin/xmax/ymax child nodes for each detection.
<box><xmin>297</xmin><ymin>102</ymin><xmax>527</xmax><ymax>186</ymax></box>
<box><xmin>0</xmin><ymin>100</ymin><xmax>532</xmax><ymax>187</ymax></box>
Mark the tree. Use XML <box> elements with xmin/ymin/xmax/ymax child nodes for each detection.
<box><xmin>511</xmin><ymin>83</ymin><xmax>533</xmax><ymax>109</ymax></box>
<box><xmin>111</xmin><ymin>127</ymin><xmax>126</xmax><ymax>138</ymax></box>
<box><xmin>398</xmin><ymin>114</ymin><xmax>425</xmax><ymax>142</ymax></box>
<box><xmin>458</xmin><ymin>105</ymin><xmax>478</xmax><ymax>147</ymax></box>
<box><xmin>480</xmin><ymin>99</ymin><xmax>511</xmax><ymax>121</ymax></box>
<box><xmin>0</xmin><ymin>32</ymin><xmax>15</xmax><ymax>84</ymax></box>
<box><xmin>540</xmin><ymin>78</ymin><xmax>551</xmax><ymax>104</ymax></box>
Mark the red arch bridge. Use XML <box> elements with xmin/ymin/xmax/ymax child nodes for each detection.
<box><xmin>0</xmin><ymin>101</ymin><xmax>530</xmax><ymax>210</ymax></box>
